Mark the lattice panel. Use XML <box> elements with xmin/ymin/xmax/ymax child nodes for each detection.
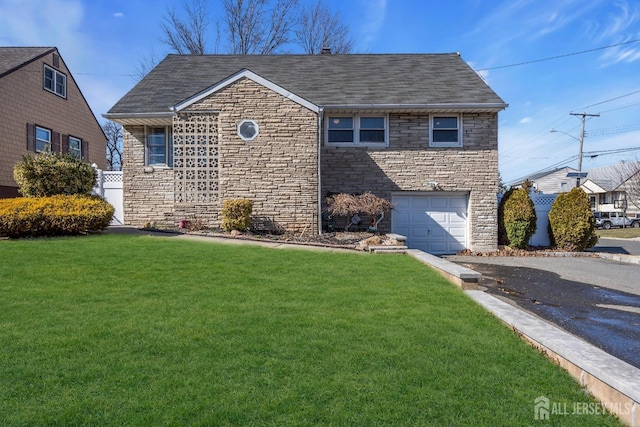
<box><xmin>173</xmin><ymin>113</ymin><xmax>219</xmax><ymax>203</ymax></box>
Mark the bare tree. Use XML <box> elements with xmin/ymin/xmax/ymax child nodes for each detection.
<box><xmin>102</xmin><ymin>121</ymin><xmax>123</xmax><ymax>171</ymax></box>
<box><xmin>134</xmin><ymin>49</ymin><xmax>160</xmax><ymax>82</ymax></box>
<box><xmin>222</xmin><ymin>0</ymin><xmax>299</xmax><ymax>54</ymax></box>
<box><xmin>295</xmin><ymin>0</ymin><xmax>352</xmax><ymax>54</ymax></box>
<box><xmin>160</xmin><ymin>0</ymin><xmax>210</xmax><ymax>54</ymax></box>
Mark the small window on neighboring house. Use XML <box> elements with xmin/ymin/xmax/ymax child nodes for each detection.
<box><xmin>326</xmin><ymin>115</ymin><xmax>387</xmax><ymax>146</ymax></box>
<box><xmin>68</xmin><ymin>136</ymin><xmax>82</xmax><ymax>158</ymax></box>
<box><xmin>44</xmin><ymin>64</ymin><xmax>66</xmax><ymax>98</ymax></box>
<box><xmin>430</xmin><ymin>115</ymin><xmax>462</xmax><ymax>147</ymax></box>
<box><xmin>36</xmin><ymin>126</ymin><xmax>52</xmax><ymax>153</ymax></box>
<box><xmin>146</xmin><ymin>126</ymin><xmax>173</xmax><ymax>166</ymax></box>
<box><xmin>589</xmin><ymin>195</ymin><xmax>596</xmax><ymax>210</ymax></box>
<box><xmin>599</xmin><ymin>194</ymin><xmax>605</xmax><ymax>205</ymax></box>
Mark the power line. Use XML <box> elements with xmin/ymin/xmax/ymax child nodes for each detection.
<box><xmin>476</xmin><ymin>38</ymin><xmax>640</xmax><ymax>71</ymax></box>
<box><xmin>582</xmin><ymin>88</ymin><xmax>640</xmax><ymax>109</ymax></box>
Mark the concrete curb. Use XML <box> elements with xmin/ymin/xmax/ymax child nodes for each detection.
<box><xmin>466</xmin><ymin>290</ymin><xmax>639</xmax><ymax>426</ymax></box>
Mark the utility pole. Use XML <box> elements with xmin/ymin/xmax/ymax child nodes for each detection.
<box><xmin>570</xmin><ymin>112</ymin><xmax>600</xmax><ymax>187</ymax></box>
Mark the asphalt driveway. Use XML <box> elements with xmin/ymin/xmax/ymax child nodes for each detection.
<box><xmin>447</xmin><ymin>250</ymin><xmax>640</xmax><ymax>369</ymax></box>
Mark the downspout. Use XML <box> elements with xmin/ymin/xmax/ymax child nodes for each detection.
<box><xmin>317</xmin><ymin>108</ymin><xmax>324</xmax><ymax>235</ymax></box>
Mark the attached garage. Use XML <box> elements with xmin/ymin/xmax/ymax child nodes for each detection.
<box><xmin>391</xmin><ymin>193</ymin><xmax>469</xmax><ymax>255</ymax></box>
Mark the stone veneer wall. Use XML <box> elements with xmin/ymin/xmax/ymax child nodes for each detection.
<box><xmin>122</xmin><ymin>78</ymin><xmax>319</xmax><ymax>232</ymax></box>
<box><xmin>321</xmin><ymin>112</ymin><xmax>499</xmax><ymax>252</ymax></box>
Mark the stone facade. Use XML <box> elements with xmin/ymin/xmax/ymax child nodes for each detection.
<box><xmin>122</xmin><ymin>80</ymin><xmax>499</xmax><ymax>251</ymax></box>
<box><xmin>321</xmin><ymin>112</ymin><xmax>499</xmax><ymax>252</ymax></box>
<box><xmin>0</xmin><ymin>49</ymin><xmax>106</xmax><ymax>197</ymax></box>
<box><xmin>122</xmin><ymin>78</ymin><xmax>319</xmax><ymax>232</ymax></box>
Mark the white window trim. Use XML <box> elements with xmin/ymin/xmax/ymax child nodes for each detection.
<box><xmin>35</xmin><ymin>126</ymin><xmax>51</xmax><ymax>153</ymax></box>
<box><xmin>325</xmin><ymin>114</ymin><xmax>389</xmax><ymax>147</ymax></box>
<box><xmin>68</xmin><ymin>136</ymin><xmax>82</xmax><ymax>158</ymax></box>
<box><xmin>429</xmin><ymin>114</ymin><xmax>462</xmax><ymax>148</ymax></box>
<box><xmin>43</xmin><ymin>64</ymin><xmax>67</xmax><ymax>98</ymax></box>
<box><xmin>145</xmin><ymin>126</ymin><xmax>173</xmax><ymax>168</ymax></box>
<box><xmin>237</xmin><ymin>119</ymin><xmax>259</xmax><ymax>141</ymax></box>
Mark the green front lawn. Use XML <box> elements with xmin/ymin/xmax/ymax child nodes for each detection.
<box><xmin>0</xmin><ymin>234</ymin><xmax>620</xmax><ymax>426</ymax></box>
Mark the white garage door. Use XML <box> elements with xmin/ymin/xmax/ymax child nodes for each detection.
<box><xmin>392</xmin><ymin>193</ymin><xmax>468</xmax><ymax>255</ymax></box>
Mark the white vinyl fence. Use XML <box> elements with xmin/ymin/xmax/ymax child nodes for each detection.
<box><xmin>498</xmin><ymin>191</ymin><xmax>558</xmax><ymax>247</ymax></box>
<box><xmin>92</xmin><ymin>168</ymin><xmax>123</xmax><ymax>225</ymax></box>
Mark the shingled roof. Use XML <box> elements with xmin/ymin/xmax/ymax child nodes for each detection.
<box><xmin>0</xmin><ymin>47</ymin><xmax>56</xmax><ymax>78</ymax></box>
<box><xmin>585</xmin><ymin>161</ymin><xmax>640</xmax><ymax>191</ymax></box>
<box><xmin>106</xmin><ymin>53</ymin><xmax>506</xmax><ymax>118</ymax></box>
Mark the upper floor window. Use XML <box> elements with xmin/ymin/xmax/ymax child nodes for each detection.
<box><xmin>326</xmin><ymin>115</ymin><xmax>388</xmax><ymax>147</ymax></box>
<box><xmin>44</xmin><ymin>64</ymin><xmax>67</xmax><ymax>98</ymax></box>
<box><xmin>68</xmin><ymin>136</ymin><xmax>82</xmax><ymax>158</ymax></box>
<box><xmin>36</xmin><ymin>126</ymin><xmax>52</xmax><ymax>153</ymax></box>
<box><xmin>430</xmin><ymin>115</ymin><xmax>462</xmax><ymax>147</ymax></box>
<box><xmin>146</xmin><ymin>126</ymin><xmax>173</xmax><ymax>167</ymax></box>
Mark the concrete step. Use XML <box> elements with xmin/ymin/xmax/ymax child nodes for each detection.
<box><xmin>368</xmin><ymin>245</ymin><xmax>408</xmax><ymax>254</ymax></box>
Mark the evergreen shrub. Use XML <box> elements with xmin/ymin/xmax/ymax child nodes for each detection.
<box><xmin>14</xmin><ymin>153</ymin><xmax>97</xmax><ymax>197</ymax></box>
<box><xmin>502</xmin><ymin>188</ymin><xmax>537</xmax><ymax>249</ymax></box>
<box><xmin>548</xmin><ymin>187</ymin><xmax>597</xmax><ymax>251</ymax></box>
<box><xmin>221</xmin><ymin>199</ymin><xmax>253</xmax><ymax>232</ymax></box>
<box><xmin>0</xmin><ymin>195</ymin><xmax>114</xmax><ymax>238</ymax></box>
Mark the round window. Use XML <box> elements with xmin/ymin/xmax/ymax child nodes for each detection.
<box><xmin>238</xmin><ymin>119</ymin><xmax>259</xmax><ymax>141</ymax></box>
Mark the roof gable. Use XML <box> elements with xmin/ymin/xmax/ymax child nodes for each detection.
<box><xmin>0</xmin><ymin>47</ymin><xmax>56</xmax><ymax>78</ymax></box>
<box><xmin>106</xmin><ymin>53</ymin><xmax>507</xmax><ymax>117</ymax></box>
<box><xmin>175</xmin><ymin>69</ymin><xmax>319</xmax><ymax>113</ymax></box>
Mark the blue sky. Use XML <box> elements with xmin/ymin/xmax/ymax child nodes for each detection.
<box><xmin>1</xmin><ymin>0</ymin><xmax>639</xmax><ymax>183</ymax></box>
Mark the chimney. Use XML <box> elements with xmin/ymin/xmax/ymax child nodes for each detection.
<box><xmin>321</xmin><ymin>46</ymin><xmax>331</xmax><ymax>55</ymax></box>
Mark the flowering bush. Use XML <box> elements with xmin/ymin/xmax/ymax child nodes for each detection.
<box><xmin>0</xmin><ymin>195</ymin><xmax>114</xmax><ymax>238</ymax></box>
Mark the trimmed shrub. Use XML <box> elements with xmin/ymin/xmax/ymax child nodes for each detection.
<box><xmin>13</xmin><ymin>153</ymin><xmax>97</xmax><ymax>197</ymax></box>
<box><xmin>497</xmin><ymin>188</ymin><xmax>513</xmax><ymax>245</ymax></box>
<box><xmin>221</xmin><ymin>199</ymin><xmax>253</xmax><ymax>232</ymax></box>
<box><xmin>548</xmin><ymin>187</ymin><xmax>597</xmax><ymax>251</ymax></box>
<box><xmin>502</xmin><ymin>188</ymin><xmax>536</xmax><ymax>249</ymax></box>
<box><xmin>0</xmin><ymin>195</ymin><xmax>114</xmax><ymax>238</ymax></box>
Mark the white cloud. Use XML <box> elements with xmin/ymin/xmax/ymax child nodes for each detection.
<box><xmin>114</xmin><ymin>12</ymin><xmax>124</xmax><ymax>18</ymax></box>
<box><xmin>520</xmin><ymin>117</ymin><xmax>532</xmax><ymax>124</ymax></box>
<box><xmin>358</xmin><ymin>0</ymin><xmax>387</xmax><ymax>49</ymax></box>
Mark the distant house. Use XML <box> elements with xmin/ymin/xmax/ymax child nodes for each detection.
<box><xmin>105</xmin><ymin>53</ymin><xmax>507</xmax><ymax>254</ymax></box>
<box><xmin>0</xmin><ymin>47</ymin><xmax>107</xmax><ymax>198</ymax></box>
<box><xmin>510</xmin><ymin>166</ymin><xmax>578</xmax><ymax>194</ymax></box>
<box><xmin>581</xmin><ymin>161</ymin><xmax>640</xmax><ymax>215</ymax></box>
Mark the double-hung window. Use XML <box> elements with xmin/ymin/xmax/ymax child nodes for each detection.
<box><xmin>44</xmin><ymin>64</ymin><xmax>66</xmax><ymax>98</ymax></box>
<box><xmin>68</xmin><ymin>136</ymin><xmax>82</xmax><ymax>158</ymax></box>
<box><xmin>326</xmin><ymin>115</ymin><xmax>387</xmax><ymax>147</ymax></box>
<box><xmin>430</xmin><ymin>115</ymin><xmax>462</xmax><ymax>147</ymax></box>
<box><xmin>146</xmin><ymin>126</ymin><xmax>173</xmax><ymax>167</ymax></box>
<box><xmin>35</xmin><ymin>126</ymin><xmax>52</xmax><ymax>153</ymax></box>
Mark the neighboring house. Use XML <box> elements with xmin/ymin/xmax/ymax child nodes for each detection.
<box><xmin>0</xmin><ymin>47</ymin><xmax>107</xmax><ymax>198</ymax></box>
<box><xmin>581</xmin><ymin>161</ymin><xmax>640</xmax><ymax>215</ymax></box>
<box><xmin>510</xmin><ymin>166</ymin><xmax>578</xmax><ymax>194</ymax></box>
<box><xmin>104</xmin><ymin>53</ymin><xmax>507</xmax><ymax>254</ymax></box>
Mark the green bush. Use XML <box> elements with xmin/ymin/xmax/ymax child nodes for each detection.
<box><xmin>548</xmin><ymin>187</ymin><xmax>597</xmax><ymax>251</ymax></box>
<box><xmin>501</xmin><ymin>188</ymin><xmax>536</xmax><ymax>249</ymax></box>
<box><xmin>497</xmin><ymin>188</ymin><xmax>513</xmax><ymax>245</ymax></box>
<box><xmin>0</xmin><ymin>195</ymin><xmax>114</xmax><ymax>238</ymax></box>
<box><xmin>13</xmin><ymin>153</ymin><xmax>97</xmax><ymax>197</ymax></box>
<box><xmin>221</xmin><ymin>199</ymin><xmax>253</xmax><ymax>232</ymax></box>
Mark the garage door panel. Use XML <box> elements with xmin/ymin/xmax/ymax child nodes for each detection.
<box><xmin>392</xmin><ymin>193</ymin><xmax>468</xmax><ymax>255</ymax></box>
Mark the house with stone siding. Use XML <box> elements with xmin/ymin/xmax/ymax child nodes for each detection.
<box><xmin>0</xmin><ymin>47</ymin><xmax>107</xmax><ymax>198</ymax></box>
<box><xmin>104</xmin><ymin>53</ymin><xmax>507</xmax><ymax>254</ymax></box>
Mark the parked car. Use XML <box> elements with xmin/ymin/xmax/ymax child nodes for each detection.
<box><xmin>594</xmin><ymin>211</ymin><xmax>640</xmax><ymax>229</ymax></box>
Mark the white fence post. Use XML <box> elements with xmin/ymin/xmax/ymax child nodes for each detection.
<box><xmin>93</xmin><ymin>166</ymin><xmax>124</xmax><ymax>225</ymax></box>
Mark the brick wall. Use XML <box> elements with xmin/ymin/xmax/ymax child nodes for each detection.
<box><xmin>321</xmin><ymin>112</ymin><xmax>499</xmax><ymax>251</ymax></box>
<box><xmin>122</xmin><ymin>78</ymin><xmax>319</xmax><ymax>232</ymax></box>
<box><xmin>0</xmin><ymin>50</ymin><xmax>106</xmax><ymax>193</ymax></box>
